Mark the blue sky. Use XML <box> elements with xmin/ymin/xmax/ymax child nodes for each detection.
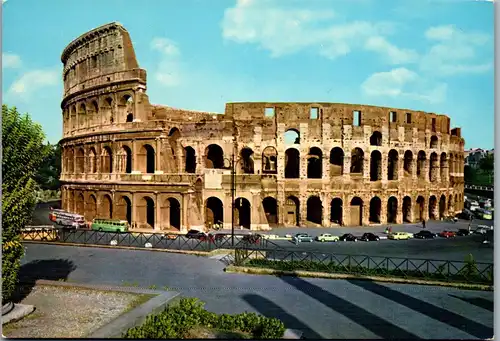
<box><xmin>2</xmin><ymin>0</ymin><xmax>494</xmax><ymax>149</ymax></box>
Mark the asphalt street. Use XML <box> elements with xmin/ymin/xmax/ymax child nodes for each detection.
<box><xmin>21</xmin><ymin>244</ymin><xmax>493</xmax><ymax>339</ymax></box>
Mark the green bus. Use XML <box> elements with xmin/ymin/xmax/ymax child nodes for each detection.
<box><xmin>91</xmin><ymin>219</ymin><xmax>129</xmax><ymax>233</ymax></box>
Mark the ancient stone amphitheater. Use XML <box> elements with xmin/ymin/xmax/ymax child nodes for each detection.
<box><xmin>60</xmin><ymin>22</ymin><xmax>465</xmax><ymax>232</ymax></box>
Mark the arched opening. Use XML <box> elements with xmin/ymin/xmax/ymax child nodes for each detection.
<box><xmin>101</xmin><ymin>147</ymin><xmax>113</xmax><ymax>173</ymax></box>
<box><xmin>429</xmin><ymin>152</ymin><xmax>438</xmax><ymax>182</ymax></box>
<box><xmin>402</xmin><ymin>196</ymin><xmax>412</xmax><ymax>223</ymax></box>
<box><xmin>138</xmin><ymin>144</ymin><xmax>155</xmax><ymax>174</ymax></box>
<box><xmin>284</xmin><ymin>129</ymin><xmax>300</xmax><ymax>145</ymax></box>
<box><xmin>101</xmin><ymin>194</ymin><xmax>113</xmax><ymax>219</ymax></box>
<box><xmin>67</xmin><ymin>149</ymin><xmax>74</xmax><ymax>173</ymax></box>
<box><xmin>76</xmin><ymin>193</ymin><xmax>85</xmax><ymax>216</ymax></box>
<box><xmin>440</xmin><ymin>153</ymin><xmax>447</xmax><ymax>180</ymax></box>
<box><xmin>403</xmin><ymin>150</ymin><xmax>413</xmax><ymax>177</ymax></box>
<box><xmin>184</xmin><ymin>147</ymin><xmax>196</xmax><ymax>173</ymax></box>
<box><xmin>235</xmin><ymin>198</ymin><xmax>251</xmax><ymax>229</ymax></box>
<box><xmin>430</xmin><ymin>135</ymin><xmax>438</xmax><ymax>149</ymax></box>
<box><xmin>285</xmin><ymin>148</ymin><xmax>300</xmax><ymax>178</ymax></box>
<box><xmin>262</xmin><ymin>146</ymin><xmax>278</xmax><ymax>174</ymax></box>
<box><xmin>169</xmin><ymin>128</ymin><xmax>181</xmax><ymax>138</ymax></box>
<box><xmin>415</xmin><ymin>196</ymin><xmax>425</xmax><ymax>222</ymax></box>
<box><xmin>350</xmin><ymin>197</ymin><xmax>363</xmax><ymax>226</ymax></box>
<box><xmin>78</xmin><ymin>104</ymin><xmax>86</xmax><ymax>128</ymax></box>
<box><xmin>369</xmin><ymin>197</ymin><xmax>381</xmax><ymax>223</ymax></box>
<box><xmin>350</xmin><ymin>148</ymin><xmax>364</xmax><ymax>174</ymax></box>
<box><xmin>89</xmin><ymin>148</ymin><xmax>97</xmax><ymax>173</ymax></box>
<box><xmin>126</xmin><ymin>114</ymin><xmax>134</xmax><ymax>122</ymax></box>
<box><xmin>369</xmin><ymin>131</ymin><xmax>382</xmax><ymax>146</ymax></box>
<box><xmin>307</xmin><ymin>147</ymin><xmax>322</xmax><ymax>178</ymax></box>
<box><xmin>76</xmin><ymin>148</ymin><xmax>85</xmax><ymax>173</ymax></box>
<box><xmin>262</xmin><ymin>197</ymin><xmax>278</xmax><ymax>226</ymax></box>
<box><xmin>117</xmin><ymin>196</ymin><xmax>132</xmax><ymax>224</ymax></box>
<box><xmin>91</xmin><ymin>100</ymin><xmax>99</xmax><ymax>127</ymax></box>
<box><xmin>205</xmin><ymin>197</ymin><xmax>223</xmax><ymax>228</ymax></box>
<box><xmin>370</xmin><ymin>150</ymin><xmax>382</xmax><ymax>181</ymax></box>
<box><xmin>138</xmin><ymin>196</ymin><xmax>155</xmax><ymax>228</ymax></box>
<box><xmin>240</xmin><ymin>148</ymin><xmax>255</xmax><ymax>174</ymax></box>
<box><xmin>306</xmin><ymin>196</ymin><xmax>322</xmax><ymax>225</ymax></box>
<box><xmin>285</xmin><ymin>196</ymin><xmax>300</xmax><ymax>226</ymax></box>
<box><xmin>86</xmin><ymin>194</ymin><xmax>97</xmax><ymax>221</ymax></box>
<box><xmin>205</xmin><ymin>144</ymin><xmax>225</xmax><ymax>169</ymax></box>
<box><xmin>329</xmin><ymin>147</ymin><xmax>344</xmax><ymax>176</ymax></box>
<box><xmin>439</xmin><ymin>195</ymin><xmax>446</xmax><ymax>219</ymax></box>
<box><xmin>387</xmin><ymin>197</ymin><xmax>398</xmax><ymax>223</ymax></box>
<box><xmin>388</xmin><ymin>149</ymin><xmax>399</xmax><ymax>180</ymax></box>
<box><xmin>119</xmin><ymin>146</ymin><xmax>132</xmax><ymax>174</ymax></box>
<box><xmin>330</xmin><ymin>198</ymin><xmax>343</xmax><ymax>225</ymax></box>
<box><xmin>168</xmin><ymin>198</ymin><xmax>181</xmax><ymax>230</ymax></box>
<box><xmin>105</xmin><ymin>97</ymin><xmax>113</xmax><ymax>124</ymax></box>
<box><xmin>428</xmin><ymin>195</ymin><xmax>437</xmax><ymax>220</ymax></box>
<box><xmin>417</xmin><ymin>151</ymin><xmax>426</xmax><ymax>179</ymax></box>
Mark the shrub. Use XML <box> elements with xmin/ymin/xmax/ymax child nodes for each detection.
<box><xmin>124</xmin><ymin>297</ymin><xmax>285</xmax><ymax>339</ymax></box>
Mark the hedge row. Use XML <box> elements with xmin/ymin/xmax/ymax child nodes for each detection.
<box><xmin>245</xmin><ymin>256</ymin><xmax>493</xmax><ymax>284</ymax></box>
<box><xmin>124</xmin><ymin>297</ymin><xmax>286</xmax><ymax>339</ymax></box>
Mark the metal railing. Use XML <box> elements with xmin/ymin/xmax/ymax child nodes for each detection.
<box><xmin>233</xmin><ymin>248</ymin><xmax>494</xmax><ymax>284</ymax></box>
<box><xmin>20</xmin><ymin>227</ymin><xmax>283</xmax><ymax>252</ymax></box>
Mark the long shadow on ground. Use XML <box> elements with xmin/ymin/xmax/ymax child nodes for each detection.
<box><xmin>279</xmin><ymin>276</ymin><xmax>420</xmax><ymax>339</ymax></box>
<box><xmin>347</xmin><ymin>280</ymin><xmax>493</xmax><ymax>339</ymax></box>
<box><xmin>448</xmin><ymin>294</ymin><xmax>494</xmax><ymax>312</ymax></box>
<box><xmin>12</xmin><ymin>258</ymin><xmax>76</xmax><ymax>303</ymax></box>
<box><xmin>241</xmin><ymin>293</ymin><xmax>323</xmax><ymax>339</ymax></box>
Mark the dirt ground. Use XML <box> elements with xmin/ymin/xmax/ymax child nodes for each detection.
<box><xmin>2</xmin><ymin>284</ymin><xmax>153</xmax><ymax>338</ymax></box>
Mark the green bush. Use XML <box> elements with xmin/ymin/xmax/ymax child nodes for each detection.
<box><xmin>124</xmin><ymin>298</ymin><xmax>285</xmax><ymax>339</ymax></box>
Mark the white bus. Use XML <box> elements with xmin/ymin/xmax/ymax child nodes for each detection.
<box><xmin>48</xmin><ymin>208</ymin><xmax>86</xmax><ymax>229</ymax></box>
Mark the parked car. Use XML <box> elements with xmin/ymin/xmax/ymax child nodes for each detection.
<box><xmin>185</xmin><ymin>229</ymin><xmax>207</xmax><ymax>240</ymax></box>
<box><xmin>414</xmin><ymin>230</ymin><xmax>436</xmax><ymax>239</ymax></box>
<box><xmin>292</xmin><ymin>233</ymin><xmax>314</xmax><ymax>243</ymax></box>
<box><xmin>208</xmin><ymin>233</ymin><xmax>227</xmax><ymax>242</ymax></box>
<box><xmin>439</xmin><ymin>230</ymin><xmax>456</xmax><ymax>238</ymax></box>
<box><xmin>388</xmin><ymin>232</ymin><xmax>412</xmax><ymax>240</ymax></box>
<box><xmin>339</xmin><ymin>233</ymin><xmax>357</xmax><ymax>242</ymax></box>
<box><xmin>473</xmin><ymin>225</ymin><xmax>492</xmax><ymax>234</ymax></box>
<box><xmin>360</xmin><ymin>233</ymin><xmax>380</xmax><ymax>242</ymax></box>
<box><xmin>261</xmin><ymin>234</ymin><xmax>279</xmax><ymax>240</ymax></box>
<box><xmin>163</xmin><ymin>233</ymin><xmax>178</xmax><ymax>240</ymax></box>
<box><xmin>456</xmin><ymin>229</ymin><xmax>471</xmax><ymax>236</ymax></box>
<box><xmin>316</xmin><ymin>233</ymin><xmax>339</xmax><ymax>242</ymax></box>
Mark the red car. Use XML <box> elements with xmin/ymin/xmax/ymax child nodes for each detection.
<box><xmin>439</xmin><ymin>230</ymin><xmax>456</xmax><ymax>238</ymax></box>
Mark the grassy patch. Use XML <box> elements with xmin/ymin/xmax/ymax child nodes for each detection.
<box><xmin>123</xmin><ymin>294</ymin><xmax>157</xmax><ymax>314</ymax></box>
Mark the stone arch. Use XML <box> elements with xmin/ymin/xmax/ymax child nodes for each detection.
<box><xmin>116</xmin><ymin>195</ymin><xmax>132</xmax><ymax>224</ymax></box>
<box><xmin>402</xmin><ymin>196</ymin><xmax>412</xmax><ymax>223</ymax></box>
<box><xmin>162</xmin><ymin>197</ymin><xmax>181</xmax><ymax>230</ymax></box>
<box><xmin>417</xmin><ymin>151</ymin><xmax>426</xmax><ymax>179</ymax></box>
<box><xmin>138</xmin><ymin>196</ymin><xmax>155</xmax><ymax>229</ymax></box>
<box><xmin>85</xmin><ymin>194</ymin><xmax>97</xmax><ymax>221</ymax></box>
<box><xmin>330</xmin><ymin>198</ymin><xmax>343</xmax><ymax>225</ymax></box>
<box><xmin>138</xmin><ymin>144</ymin><xmax>155</xmax><ymax>174</ymax></box>
<box><xmin>370</xmin><ymin>150</ymin><xmax>382</xmax><ymax>181</ymax></box>
<box><xmin>284</xmin><ymin>128</ymin><xmax>300</xmax><ymax>144</ymax></box>
<box><xmin>205</xmin><ymin>197</ymin><xmax>223</xmax><ymax>228</ymax></box>
<box><xmin>285</xmin><ymin>148</ymin><xmax>300</xmax><ymax>178</ymax></box>
<box><xmin>369</xmin><ymin>196</ymin><xmax>381</xmax><ymax>223</ymax></box>
<box><xmin>100</xmin><ymin>146</ymin><xmax>112</xmax><ymax>173</ymax></box>
<box><xmin>78</xmin><ymin>103</ymin><xmax>86</xmax><ymax>128</ymax></box>
<box><xmin>306</xmin><ymin>196</ymin><xmax>322</xmax><ymax>225</ymax></box>
<box><xmin>284</xmin><ymin>196</ymin><xmax>300</xmax><ymax>226</ymax></box>
<box><xmin>184</xmin><ymin>146</ymin><xmax>196</xmax><ymax>173</ymax></box>
<box><xmin>440</xmin><ymin>153</ymin><xmax>447</xmax><ymax>180</ymax></box>
<box><xmin>234</xmin><ymin>197</ymin><xmax>251</xmax><ymax>229</ymax></box>
<box><xmin>120</xmin><ymin>145</ymin><xmax>132</xmax><ymax>174</ymax></box>
<box><xmin>370</xmin><ymin>131</ymin><xmax>382</xmax><ymax>146</ymax></box>
<box><xmin>430</xmin><ymin>135</ymin><xmax>438</xmax><ymax>149</ymax></box>
<box><xmin>307</xmin><ymin>147</ymin><xmax>322</xmax><ymax>178</ymax></box>
<box><xmin>89</xmin><ymin>147</ymin><xmax>97</xmax><ymax>173</ymax></box>
<box><xmin>415</xmin><ymin>196</ymin><xmax>425</xmax><ymax>222</ymax></box>
<box><xmin>439</xmin><ymin>194</ymin><xmax>446</xmax><ymax>219</ymax></box>
<box><xmin>104</xmin><ymin>97</ymin><xmax>113</xmax><ymax>124</ymax></box>
<box><xmin>350</xmin><ymin>197</ymin><xmax>363</xmax><ymax>226</ymax></box>
<box><xmin>429</xmin><ymin>152</ymin><xmax>438</xmax><ymax>182</ymax></box>
<box><xmin>387</xmin><ymin>196</ymin><xmax>398</xmax><ymax>223</ymax></box>
<box><xmin>76</xmin><ymin>192</ymin><xmax>85</xmax><ymax>216</ymax></box>
<box><xmin>428</xmin><ymin>195</ymin><xmax>438</xmax><ymax>220</ymax></box>
<box><xmin>67</xmin><ymin>148</ymin><xmax>74</xmax><ymax>173</ymax></box>
<box><xmin>239</xmin><ymin>147</ymin><xmax>255</xmax><ymax>174</ymax></box>
<box><xmin>329</xmin><ymin>147</ymin><xmax>344</xmax><ymax>176</ymax></box>
<box><xmin>119</xmin><ymin>94</ymin><xmax>134</xmax><ymax>123</ymax></box>
<box><xmin>262</xmin><ymin>146</ymin><xmax>278</xmax><ymax>174</ymax></box>
<box><xmin>76</xmin><ymin>147</ymin><xmax>85</xmax><ymax>173</ymax></box>
<box><xmin>388</xmin><ymin>149</ymin><xmax>399</xmax><ymax>181</ymax></box>
<box><xmin>169</xmin><ymin>127</ymin><xmax>181</xmax><ymax>138</ymax></box>
<box><xmin>350</xmin><ymin>148</ymin><xmax>364</xmax><ymax>174</ymax></box>
<box><xmin>100</xmin><ymin>194</ymin><xmax>113</xmax><ymax>219</ymax></box>
<box><xmin>403</xmin><ymin>150</ymin><xmax>413</xmax><ymax>176</ymax></box>
<box><xmin>70</xmin><ymin>105</ymin><xmax>77</xmax><ymax>129</ymax></box>
<box><xmin>205</xmin><ymin>144</ymin><xmax>225</xmax><ymax>169</ymax></box>
<box><xmin>262</xmin><ymin>197</ymin><xmax>278</xmax><ymax>226</ymax></box>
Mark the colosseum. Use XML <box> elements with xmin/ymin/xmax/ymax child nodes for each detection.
<box><xmin>60</xmin><ymin>22</ymin><xmax>465</xmax><ymax>232</ymax></box>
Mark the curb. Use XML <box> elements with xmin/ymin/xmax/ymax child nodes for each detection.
<box><xmin>224</xmin><ymin>266</ymin><xmax>493</xmax><ymax>291</ymax></box>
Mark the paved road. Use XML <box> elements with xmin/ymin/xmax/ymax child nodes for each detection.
<box><xmin>21</xmin><ymin>244</ymin><xmax>493</xmax><ymax>339</ymax></box>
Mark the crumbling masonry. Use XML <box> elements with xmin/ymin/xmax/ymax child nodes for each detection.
<box><xmin>60</xmin><ymin>22</ymin><xmax>465</xmax><ymax>232</ymax></box>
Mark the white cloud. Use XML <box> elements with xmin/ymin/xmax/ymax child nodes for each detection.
<box><xmin>150</xmin><ymin>37</ymin><xmax>183</xmax><ymax>87</ymax></box>
<box><xmin>420</xmin><ymin>25</ymin><xmax>492</xmax><ymax>76</ymax></box>
<box><xmin>362</xmin><ymin>67</ymin><xmax>447</xmax><ymax>104</ymax></box>
<box><xmin>2</xmin><ymin>52</ymin><xmax>22</xmax><ymax>69</ymax></box>
<box><xmin>364</xmin><ymin>36</ymin><xmax>418</xmax><ymax>65</ymax></box>
<box><xmin>7</xmin><ymin>68</ymin><xmax>59</xmax><ymax>100</ymax></box>
<box><xmin>151</xmin><ymin>38</ymin><xmax>180</xmax><ymax>57</ymax></box>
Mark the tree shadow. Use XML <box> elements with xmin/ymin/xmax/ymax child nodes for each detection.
<box><xmin>241</xmin><ymin>293</ymin><xmax>322</xmax><ymax>339</ymax></box>
<box><xmin>448</xmin><ymin>294</ymin><xmax>494</xmax><ymax>312</ymax></box>
<box><xmin>279</xmin><ymin>276</ymin><xmax>420</xmax><ymax>339</ymax></box>
<box><xmin>347</xmin><ymin>279</ymin><xmax>493</xmax><ymax>339</ymax></box>
<box><xmin>12</xmin><ymin>259</ymin><xmax>76</xmax><ymax>303</ymax></box>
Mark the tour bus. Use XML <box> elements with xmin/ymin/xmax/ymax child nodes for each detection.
<box><xmin>91</xmin><ymin>219</ymin><xmax>130</xmax><ymax>233</ymax></box>
<box><xmin>49</xmin><ymin>208</ymin><xmax>86</xmax><ymax>229</ymax></box>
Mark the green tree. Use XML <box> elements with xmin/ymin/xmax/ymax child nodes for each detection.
<box><xmin>35</xmin><ymin>143</ymin><xmax>61</xmax><ymax>190</ymax></box>
<box><xmin>478</xmin><ymin>153</ymin><xmax>494</xmax><ymax>173</ymax></box>
<box><xmin>2</xmin><ymin>105</ymin><xmax>48</xmax><ymax>302</ymax></box>
<box><xmin>464</xmin><ymin>165</ymin><xmax>477</xmax><ymax>184</ymax></box>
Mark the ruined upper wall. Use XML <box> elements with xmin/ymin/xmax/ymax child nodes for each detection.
<box><xmin>61</xmin><ymin>22</ymin><xmax>146</xmax><ymax>101</ymax></box>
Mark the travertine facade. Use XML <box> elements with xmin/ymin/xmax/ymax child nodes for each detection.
<box><xmin>60</xmin><ymin>22</ymin><xmax>465</xmax><ymax>232</ymax></box>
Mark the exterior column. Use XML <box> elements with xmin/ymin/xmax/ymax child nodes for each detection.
<box><xmin>155</xmin><ymin>193</ymin><xmax>160</xmax><ymax>231</ymax></box>
<box><xmin>277</xmin><ymin>190</ymin><xmax>285</xmax><ymax>226</ymax></box>
<box><xmin>424</xmin><ymin>158</ymin><xmax>430</xmax><ymax>183</ymax></box>
<box><xmin>381</xmin><ymin>153</ymin><xmax>388</xmax><ymax>182</ymax></box>
<box><xmin>131</xmin><ymin>193</ymin><xmax>137</xmax><ymax>229</ymax></box>
<box><xmin>196</xmin><ymin>143</ymin><xmax>204</xmax><ymax>174</ymax></box>
<box><xmin>223</xmin><ymin>195</ymin><xmax>232</xmax><ymax>230</ymax></box>
<box><xmin>322</xmin><ymin>194</ymin><xmax>330</xmax><ymax>227</ymax></box>
<box><xmin>155</xmin><ymin>138</ymin><xmax>163</xmax><ymax>174</ymax></box>
<box><xmin>411</xmin><ymin>156</ymin><xmax>418</xmax><ymax>180</ymax></box>
<box><xmin>396</xmin><ymin>199</ymin><xmax>403</xmax><ymax>224</ymax></box>
<box><xmin>322</xmin><ymin>155</ymin><xmax>329</xmax><ymax>180</ymax></box>
<box><xmin>299</xmin><ymin>196</ymin><xmax>307</xmax><ymax>227</ymax></box>
<box><xmin>398</xmin><ymin>155</ymin><xmax>404</xmax><ymax>180</ymax></box>
<box><xmin>363</xmin><ymin>153</ymin><xmax>370</xmax><ymax>181</ymax></box>
<box><xmin>132</xmin><ymin>140</ymin><xmax>139</xmax><ymax>173</ymax></box>
<box><xmin>300</xmin><ymin>150</ymin><xmax>307</xmax><ymax>179</ymax></box>
<box><xmin>380</xmin><ymin>199</ymin><xmax>388</xmax><ymax>224</ymax></box>
<box><xmin>342</xmin><ymin>156</ymin><xmax>351</xmax><ymax>179</ymax></box>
